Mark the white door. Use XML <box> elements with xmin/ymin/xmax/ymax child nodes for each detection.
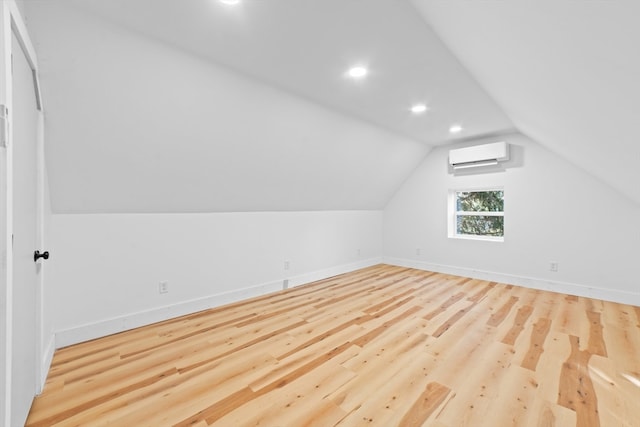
<box><xmin>10</xmin><ymin>31</ymin><xmax>40</xmax><ymax>426</ymax></box>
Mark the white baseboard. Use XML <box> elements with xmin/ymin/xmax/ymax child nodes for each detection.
<box><xmin>287</xmin><ymin>257</ymin><xmax>383</xmax><ymax>289</ymax></box>
<box><xmin>383</xmin><ymin>257</ymin><xmax>640</xmax><ymax>307</ymax></box>
<box><xmin>55</xmin><ymin>257</ymin><xmax>382</xmax><ymax>349</ymax></box>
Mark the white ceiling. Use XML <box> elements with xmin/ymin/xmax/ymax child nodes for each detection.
<box><xmin>22</xmin><ymin>0</ymin><xmax>640</xmax><ymax>212</ymax></box>
<box><xmin>67</xmin><ymin>0</ymin><xmax>514</xmax><ymax>145</ymax></box>
<box><xmin>412</xmin><ymin>0</ymin><xmax>640</xmax><ymax>204</ymax></box>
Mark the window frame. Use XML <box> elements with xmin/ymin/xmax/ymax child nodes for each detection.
<box><xmin>448</xmin><ymin>187</ymin><xmax>505</xmax><ymax>242</ymax></box>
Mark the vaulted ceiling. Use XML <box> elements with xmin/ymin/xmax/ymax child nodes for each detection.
<box><xmin>62</xmin><ymin>0</ymin><xmax>514</xmax><ymax>145</ymax></box>
<box><xmin>413</xmin><ymin>0</ymin><xmax>640</xmax><ymax>205</ymax></box>
<box><xmin>22</xmin><ymin>0</ymin><xmax>639</xmax><ymax>212</ymax></box>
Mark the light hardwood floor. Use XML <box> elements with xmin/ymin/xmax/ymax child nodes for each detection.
<box><xmin>26</xmin><ymin>265</ymin><xmax>640</xmax><ymax>426</ymax></box>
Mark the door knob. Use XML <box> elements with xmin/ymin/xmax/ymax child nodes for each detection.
<box><xmin>34</xmin><ymin>250</ymin><xmax>49</xmax><ymax>262</ymax></box>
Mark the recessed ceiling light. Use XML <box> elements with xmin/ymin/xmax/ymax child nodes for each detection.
<box><xmin>410</xmin><ymin>104</ymin><xmax>428</xmax><ymax>114</ymax></box>
<box><xmin>449</xmin><ymin>124</ymin><xmax>463</xmax><ymax>134</ymax></box>
<box><xmin>219</xmin><ymin>0</ymin><xmax>240</xmax><ymax>5</ymax></box>
<box><xmin>347</xmin><ymin>66</ymin><xmax>368</xmax><ymax>79</ymax></box>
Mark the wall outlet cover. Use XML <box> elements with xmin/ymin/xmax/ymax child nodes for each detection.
<box><xmin>159</xmin><ymin>281</ymin><xmax>169</xmax><ymax>294</ymax></box>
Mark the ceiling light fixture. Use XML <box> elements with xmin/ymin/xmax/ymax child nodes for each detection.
<box><xmin>410</xmin><ymin>104</ymin><xmax>428</xmax><ymax>114</ymax></box>
<box><xmin>347</xmin><ymin>66</ymin><xmax>368</xmax><ymax>79</ymax></box>
<box><xmin>449</xmin><ymin>124</ymin><xmax>463</xmax><ymax>134</ymax></box>
<box><xmin>219</xmin><ymin>0</ymin><xmax>240</xmax><ymax>5</ymax></box>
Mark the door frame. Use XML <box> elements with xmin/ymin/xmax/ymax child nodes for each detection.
<box><xmin>0</xmin><ymin>1</ymin><xmax>45</xmax><ymax>424</ymax></box>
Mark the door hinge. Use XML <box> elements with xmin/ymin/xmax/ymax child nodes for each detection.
<box><xmin>0</xmin><ymin>105</ymin><xmax>8</xmax><ymax>148</ymax></box>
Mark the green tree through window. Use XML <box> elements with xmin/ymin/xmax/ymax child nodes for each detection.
<box><xmin>454</xmin><ymin>190</ymin><xmax>504</xmax><ymax>238</ymax></box>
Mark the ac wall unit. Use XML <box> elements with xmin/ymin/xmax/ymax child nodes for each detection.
<box><xmin>449</xmin><ymin>141</ymin><xmax>509</xmax><ymax>170</ymax></box>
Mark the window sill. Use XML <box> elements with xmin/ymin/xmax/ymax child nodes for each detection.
<box><xmin>449</xmin><ymin>234</ymin><xmax>504</xmax><ymax>243</ymax></box>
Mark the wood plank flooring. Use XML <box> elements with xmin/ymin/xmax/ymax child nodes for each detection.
<box><xmin>26</xmin><ymin>264</ymin><xmax>640</xmax><ymax>426</ymax></box>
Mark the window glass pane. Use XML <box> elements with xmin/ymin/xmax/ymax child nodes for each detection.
<box><xmin>456</xmin><ymin>215</ymin><xmax>504</xmax><ymax>237</ymax></box>
<box><xmin>456</xmin><ymin>190</ymin><xmax>504</xmax><ymax>212</ymax></box>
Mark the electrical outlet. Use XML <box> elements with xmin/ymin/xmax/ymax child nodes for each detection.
<box><xmin>284</xmin><ymin>260</ymin><xmax>290</xmax><ymax>270</ymax></box>
<box><xmin>283</xmin><ymin>279</ymin><xmax>289</xmax><ymax>290</ymax></box>
<box><xmin>416</xmin><ymin>248</ymin><xmax>421</xmax><ymax>256</ymax></box>
<box><xmin>550</xmin><ymin>262</ymin><xmax>558</xmax><ymax>272</ymax></box>
<box><xmin>159</xmin><ymin>281</ymin><xmax>169</xmax><ymax>294</ymax></box>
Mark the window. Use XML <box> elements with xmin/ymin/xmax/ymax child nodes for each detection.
<box><xmin>449</xmin><ymin>189</ymin><xmax>504</xmax><ymax>241</ymax></box>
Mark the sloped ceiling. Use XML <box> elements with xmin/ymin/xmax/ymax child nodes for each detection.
<box><xmin>23</xmin><ymin>0</ymin><xmax>513</xmax><ymax>213</ymax></box>
<box><xmin>24</xmin><ymin>0</ymin><xmax>637</xmax><ymax>212</ymax></box>
<box><xmin>65</xmin><ymin>0</ymin><xmax>514</xmax><ymax>145</ymax></box>
<box><xmin>412</xmin><ymin>0</ymin><xmax>640</xmax><ymax>205</ymax></box>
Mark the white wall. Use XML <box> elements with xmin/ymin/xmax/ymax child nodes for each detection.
<box><xmin>383</xmin><ymin>132</ymin><xmax>640</xmax><ymax>305</ymax></box>
<box><xmin>51</xmin><ymin>211</ymin><xmax>382</xmax><ymax>347</ymax></box>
